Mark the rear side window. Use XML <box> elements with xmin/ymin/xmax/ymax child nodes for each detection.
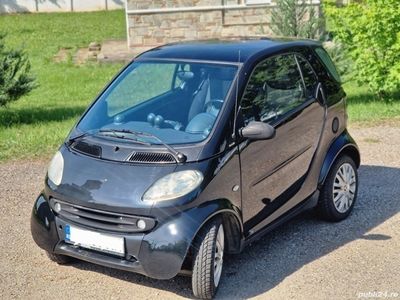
<box><xmin>315</xmin><ymin>47</ymin><xmax>341</xmax><ymax>83</ymax></box>
<box><xmin>241</xmin><ymin>54</ymin><xmax>306</xmax><ymax>124</ymax></box>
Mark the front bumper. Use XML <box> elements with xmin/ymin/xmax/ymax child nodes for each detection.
<box><xmin>30</xmin><ymin>194</ymin><xmax>196</xmax><ymax>280</ymax></box>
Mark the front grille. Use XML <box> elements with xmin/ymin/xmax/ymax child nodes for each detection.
<box><xmin>128</xmin><ymin>151</ymin><xmax>176</xmax><ymax>163</ymax></box>
<box><xmin>50</xmin><ymin>199</ymin><xmax>155</xmax><ymax>233</ymax></box>
<box><xmin>71</xmin><ymin>141</ymin><xmax>102</xmax><ymax>158</ymax></box>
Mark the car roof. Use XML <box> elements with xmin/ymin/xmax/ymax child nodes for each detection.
<box><xmin>136</xmin><ymin>38</ymin><xmax>320</xmax><ymax>64</ymax></box>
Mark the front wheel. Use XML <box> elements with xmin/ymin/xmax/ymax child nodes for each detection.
<box><xmin>318</xmin><ymin>155</ymin><xmax>359</xmax><ymax>221</ymax></box>
<box><xmin>192</xmin><ymin>218</ymin><xmax>224</xmax><ymax>299</ymax></box>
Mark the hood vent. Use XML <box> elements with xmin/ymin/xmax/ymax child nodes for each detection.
<box><xmin>71</xmin><ymin>141</ymin><xmax>102</xmax><ymax>158</ymax></box>
<box><xmin>128</xmin><ymin>152</ymin><xmax>176</xmax><ymax>164</ymax></box>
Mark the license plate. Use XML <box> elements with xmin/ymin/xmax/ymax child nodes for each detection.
<box><xmin>65</xmin><ymin>225</ymin><xmax>125</xmax><ymax>256</ymax></box>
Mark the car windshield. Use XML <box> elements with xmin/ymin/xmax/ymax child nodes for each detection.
<box><xmin>77</xmin><ymin>60</ymin><xmax>238</xmax><ymax>145</ymax></box>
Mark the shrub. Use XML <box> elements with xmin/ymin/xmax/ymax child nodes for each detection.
<box><xmin>325</xmin><ymin>0</ymin><xmax>400</xmax><ymax>99</ymax></box>
<box><xmin>271</xmin><ymin>0</ymin><xmax>325</xmax><ymax>39</ymax></box>
<box><xmin>0</xmin><ymin>33</ymin><xmax>36</xmax><ymax>107</ymax></box>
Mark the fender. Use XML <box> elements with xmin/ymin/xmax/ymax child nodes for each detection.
<box><xmin>31</xmin><ymin>194</ymin><xmax>59</xmax><ymax>253</ymax></box>
<box><xmin>138</xmin><ymin>198</ymin><xmax>242</xmax><ymax>279</ymax></box>
<box><xmin>318</xmin><ymin>130</ymin><xmax>360</xmax><ymax>187</ymax></box>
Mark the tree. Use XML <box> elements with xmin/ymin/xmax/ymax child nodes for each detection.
<box><xmin>326</xmin><ymin>0</ymin><xmax>400</xmax><ymax>99</ymax></box>
<box><xmin>271</xmin><ymin>0</ymin><xmax>324</xmax><ymax>39</ymax></box>
<box><xmin>0</xmin><ymin>33</ymin><xmax>36</xmax><ymax>107</ymax></box>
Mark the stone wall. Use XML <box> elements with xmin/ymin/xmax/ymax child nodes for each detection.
<box><xmin>128</xmin><ymin>0</ymin><xmax>240</xmax><ymax>10</ymax></box>
<box><xmin>126</xmin><ymin>0</ymin><xmax>320</xmax><ymax>48</ymax></box>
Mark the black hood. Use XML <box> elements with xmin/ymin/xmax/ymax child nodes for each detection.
<box><xmin>47</xmin><ymin>145</ymin><xmax>177</xmax><ymax>216</ymax></box>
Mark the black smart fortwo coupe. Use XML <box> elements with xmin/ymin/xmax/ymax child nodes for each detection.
<box><xmin>31</xmin><ymin>39</ymin><xmax>360</xmax><ymax>299</ymax></box>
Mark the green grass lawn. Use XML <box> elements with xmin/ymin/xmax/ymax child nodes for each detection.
<box><xmin>344</xmin><ymin>82</ymin><xmax>400</xmax><ymax>124</ymax></box>
<box><xmin>0</xmin><ymin>10</ymin><xmax>125</xmax><ymax>161</ymax></box>
<box><xmin>0</xmin><ymin>10</ymin><xmax>399</xmax><ymax>162</ymax></box>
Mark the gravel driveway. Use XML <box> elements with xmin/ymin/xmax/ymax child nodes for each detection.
<box><xmin>1</xmin><ymin>124</ymin><xmax>399</xmax><ymax>300</ymax></box>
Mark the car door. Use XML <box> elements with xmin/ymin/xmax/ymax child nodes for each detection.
<box><xmin>238</xmin><ymin>53</ymin><xmax>325</xmax><ymax>235</ymax></box>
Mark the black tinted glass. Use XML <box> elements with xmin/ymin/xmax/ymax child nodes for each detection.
<box><xmin>296</xmin><ymin>55</ymin><xmax>318</xmax><ymax>98</ymax></box>
<box><xmin>315</xmin><ymin>47</ymin><xmax>341</xmax><ymax>82</ymax></box>
<box><xmin>241</xmin><ymin>54</ymin><xmax>306</xmax><ymax>124</ymax></box>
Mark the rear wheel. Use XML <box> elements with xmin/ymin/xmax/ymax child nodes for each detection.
<box><xmin>318</xmin><ymin>155</ymin><xmax>358</xmax><ymax>221</ymax></box>
<box><xmin>192</xmin><ymin>218</ymin><xmax>224</xmax><ymax>299</ymax></box>
<box><xmin>46</xmin><ymin>251</ymin><xmax>72</xmax><ymax>265</ymax></box>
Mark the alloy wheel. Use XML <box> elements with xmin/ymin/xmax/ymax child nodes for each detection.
<box><xmin>213</xmin><ymin>225</ymin><xmax>224</xmax><ymax>286</ymax></box>
<box><xmin>332</xmin><ymin>163</ymin><xmax>357</xmax><ymax>213</ymax></box>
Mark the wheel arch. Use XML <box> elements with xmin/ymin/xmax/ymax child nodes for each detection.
<box><xmin>139</xmin><ymin>198</ymin><xmax>243</xmax><ymax>279</ymax></box>
<box><xmin>181</xmin><ymin>203</ymin><xmax>243</xmax><ymax>271</ymax></box>
<box><xmin>193</xmin><ymin>200</ymin><xmax>243</xmax><ymax>254</ymax></box>
<box><xmin>221</xmin><ymin>211</ymin><xmax>243</xmax><ymax>254</ymax></box>
<box><xmin>340</xmin><ymin>145</ymin><xmax>361</xmax><ymax>168</ymax></box>
<box><xmin>318</xmin><ymin>130</ymin><xmax>360</xmax><ymax>188</ymax></box>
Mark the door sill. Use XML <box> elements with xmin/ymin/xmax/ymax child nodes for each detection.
<box><xmin>243</xmin><ymin>190</ymin><xmax>319</xmax><ymax>248</ymax></box>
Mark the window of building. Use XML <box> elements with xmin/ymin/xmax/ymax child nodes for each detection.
<box><xmin>245</xmin><ymin>0</ymin><xmax>272</xmax><ymax>5</ymax></box>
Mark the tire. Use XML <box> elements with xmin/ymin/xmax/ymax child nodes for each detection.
<box><xmin>318</xmin><ymin>155</ymin><xmax>359</xmax><ymax>222</ymax></box>
<box><xmin>192</xmin><ymin>217</ymin><xmax>224</xmax><ymax>299</ymax></box>
<box><xmin>46</xmin><ymin>251</ymin><xmax>73</xmax><ymax>265</ymax></box>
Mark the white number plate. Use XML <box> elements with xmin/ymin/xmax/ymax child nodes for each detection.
<box><xmin>65</xmin><ymin>225</ymin><xmax>125</xmax><ymax>256</ymax></box>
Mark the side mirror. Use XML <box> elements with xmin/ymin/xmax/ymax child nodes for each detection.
<box><xmin>240</xmin><ymin>121</ymin><xmax>276</xmax><ymax>140</ymax></box>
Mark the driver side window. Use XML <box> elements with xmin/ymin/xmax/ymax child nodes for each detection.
<box><xmin>241</xmin><ymin>54</ymin><xmax>306</xmax><ymax>125</ymax></box>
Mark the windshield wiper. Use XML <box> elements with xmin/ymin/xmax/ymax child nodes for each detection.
<box><xmin>68</xmin><ymin>129</ymin><xmax>150</xmax><ymax>146</ymax></box>
<box><xmin>99</xmin><ymin>128</ymin><xmax>187</xmax><ymax>163</ymax></box>
<box><xmin>68</xmin><ymin>129</ymin><xmax>98</xmax><ymax>144</ymax></box>
<box><xmin>98</xmin><ymin>129</ymin><xmax>151</xmax><ymax>146</ymax></box>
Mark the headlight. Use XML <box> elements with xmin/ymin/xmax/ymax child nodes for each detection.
<box><xmin>142</xmin><ymin>170</ymin><xmax>203</xmax><ymax>202</ymax></box>
<box><xmin>48</xmin><ymin>151</ymin><xmax>64</xmax><ymax>186</ymax></box>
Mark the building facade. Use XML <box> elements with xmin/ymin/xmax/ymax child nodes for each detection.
<box><xmin>126</xmin><ymin>0</ymin><xmax>321</xmax><ymax>48</ymax></box>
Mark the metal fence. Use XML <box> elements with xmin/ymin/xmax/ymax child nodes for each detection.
<box><xmin>0</xmin><ymin>0</ymin><xmax>124</xmax><ymax>13</ymax></box>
